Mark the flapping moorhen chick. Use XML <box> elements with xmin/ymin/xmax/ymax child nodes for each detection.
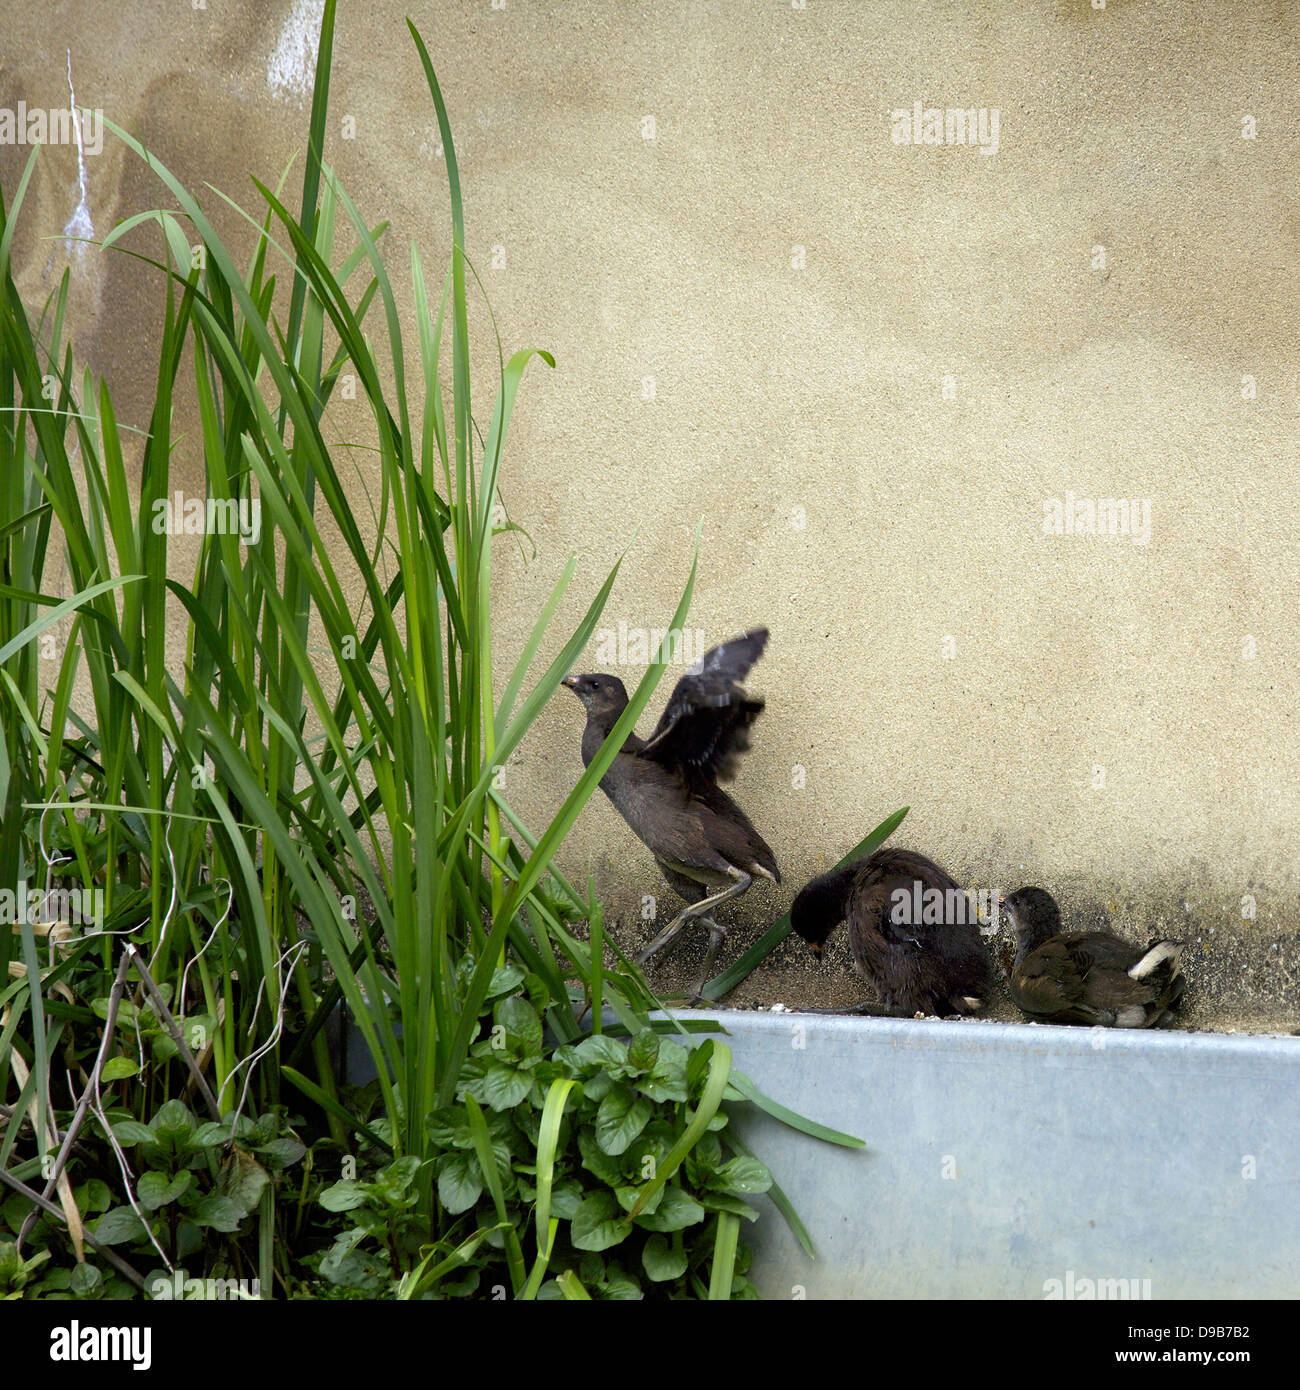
<box><xmin>790</xmin><ymin>847</ymin><xmax>990</xmax><ymax>1016</ymax></box>
<box><xmin>1000</xmin><ymin>886</ymin><xmax>1186</xmax><ymax>1028</ymax></box>
<box><xmin>561</xmin><ymin>628</ymin><xmax>778</xmax><ymax>998</ymax></box>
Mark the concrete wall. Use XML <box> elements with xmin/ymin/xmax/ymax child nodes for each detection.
<box><xmin>3</xmin><ymin>2</ymin><xmax>1299</xmax><ymax>1025</ymax></box>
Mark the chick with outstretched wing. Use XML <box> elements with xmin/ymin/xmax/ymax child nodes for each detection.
<box><xmin>561</xmin><ymin>629</ymin><xmax>778</xmax><ymax>1001</ymax></box>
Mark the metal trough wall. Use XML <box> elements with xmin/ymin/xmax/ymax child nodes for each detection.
<box><xmin>720</xmin><ymin>1012</ymin><xmax>1300</xmax><ymax>1299</ymax></box>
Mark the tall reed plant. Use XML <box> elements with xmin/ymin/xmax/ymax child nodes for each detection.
<box><xmin>0</xmin><ymin>4</ymin><xmax>866</xmax><ymax>1299</ymax></box>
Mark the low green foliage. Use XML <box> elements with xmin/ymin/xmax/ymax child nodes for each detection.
<box><xmin>6</xmin><ymin>1101</ymin><xmax>304</xmax><ymax>1299</ymax></box>
<box><xmin>318</xmin><ymin>983</ymin><xmax>773</xmax><ymax>1300</ymax></box>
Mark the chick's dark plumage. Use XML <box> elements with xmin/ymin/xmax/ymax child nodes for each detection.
<box><xmin>1001</xmin><ymin>886</ymin><xmax>1186</xmax><ymax>1028</ymax></box>
<box><xmin>791</xmin><ymin>847</ymin><xmax>991</xmax><ymax>1016</ymax></box>
<box><xmin>561</xmin><ymin>628</ymin><xmax>777</xmax><ymax>997</ymax></box>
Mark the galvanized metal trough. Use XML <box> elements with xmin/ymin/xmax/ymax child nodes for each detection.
<box><xmin>717</xmin><ymin>1010</ymin><xmax>1300</xmax><ymax>1299</ymax></box>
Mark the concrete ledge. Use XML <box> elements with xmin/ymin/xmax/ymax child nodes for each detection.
<box><xmin>717</xmin><ymin>1011</ymin><xmax>1300</xmax><ymax>1299</ymax></box>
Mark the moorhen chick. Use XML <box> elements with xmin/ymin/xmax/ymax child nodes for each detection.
<box><xmin>561</xmin><ymin>628</ymin><xmax>779</xmax><ymax>998</ymax></box>
<box><xmin>1000</xmin><ymin>886</ymin><xmax>1186</xmax><ymax>1028</ymax></box>
<box><xmin>790</xmin><ymin>847</ymin><xmax>990</xmax><ymax>1016</ymax></box>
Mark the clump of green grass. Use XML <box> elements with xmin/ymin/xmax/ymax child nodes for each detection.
<box><xmin>0</xmin><ymin>1</ymin><xmax>865</xmax><ymax>1299</ymax></box>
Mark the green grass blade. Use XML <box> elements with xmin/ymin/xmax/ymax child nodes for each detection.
<box><xmin>726</xmin><ymin>1067</ymin><xmax>865</xmax><ymax>1149</ymax></box>
<box><xmin>556</xmin><ymin>1269</ymin><xmax>591</xmax><ymax>1300</ymax></box>
<box><xmin>520</xmin><ymin>1077</ymin><xmax>578</xmax><ymax>1300</ymax></box>
<box><xmin>0</xmin><ymin>574</ymin><xmax>141</xmax><ymax>666</ymax></box>
<box><xmin>708</xmin><ymin>1212</ymin><xmax>740</xmax><ymax>1300</ymax></box>
<box><xmin>398</xmin><ymin>1226</ymin><xmax>499</xmax><ymax>1299</ymax></box>
<box><xmin>726</xmin><ymin>1130</ymin><xmax>816</xmax><ymax>1259</ymax></box>
<box><xmin>628</xmin><ymin>1039</ymin><xmax>731</xmax><ymax>1219</ymax></box>
<box><xmin>588</xmin><ymin>885</ymin><xmax>604</xmax><ymax>1035</ymax></box>
<box><xmin>464</xmin><ymin>1094</ymin><xmax>527</xmax><ymax>1294</ymax></box>
<box><xmin>0</xmin><ymin>146</ymin><xmax>39</xmax><ymax>277</ymax></box>
<box><xmin>281</xmin><ymin>1067</ymin><xmax>393</xmax><ymax>1155</ymax></box>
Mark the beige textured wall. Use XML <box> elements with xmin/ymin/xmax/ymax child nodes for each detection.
<box><xmin>4</xmin><ymin>1</ymin><xmax>1299</xmax><ymax>1023</ymax></box>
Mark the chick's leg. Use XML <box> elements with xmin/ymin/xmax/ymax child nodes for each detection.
<box><xmin>635</xmin><ymin>867</ymin><xmax>752</xmax><ymax>968</ymax></box>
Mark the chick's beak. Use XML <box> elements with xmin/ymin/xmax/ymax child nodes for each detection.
<box><xmin>561</xmin><ymin>675</ymin><xmax>579</xmax><ymax>692</ymax></box>
<box><xmin>807</xmin><ymin>942</ymin><xmax>822</xmax><ymax>960</ymax></box>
